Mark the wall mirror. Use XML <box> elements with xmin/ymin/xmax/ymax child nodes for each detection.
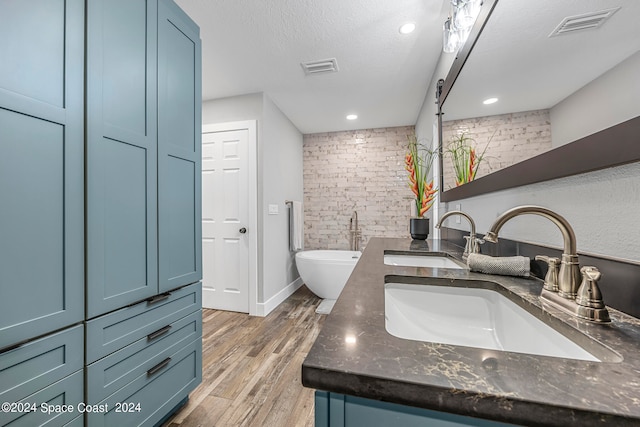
<box><xmin>438</xmin><ymin>0</ymin><xmax>640</xmax><ymax>202</ymax></box>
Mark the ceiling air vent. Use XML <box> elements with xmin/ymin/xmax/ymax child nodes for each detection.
<box><xmin>549</xmin><ymin>7</ymin><xmax>620</xmax><ymax>37</ymax></box>
<box><xmin>301</xmin><ymin>58</ymin><xmax>339</xmax><ymax>75</ymax></box>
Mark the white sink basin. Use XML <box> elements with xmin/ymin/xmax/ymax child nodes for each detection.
<box><xmin>385</xmin><ymin>282</ymin><xmax>603</xmax><ymax>362</ymax></box>
<box><xmin>384</xmin><ymin>253</ymin><xmax>466</xmax><ymax>270</ymax></box>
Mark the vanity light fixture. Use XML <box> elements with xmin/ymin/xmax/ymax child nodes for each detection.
<box><xmin>483</xmin><ymin>97</ymin><xmax>498</xmax><ymax>105</ymax></box>
<box><xmin>346</xmin><ymin>114</ymin><xmax>358</xmax><ymax>120</ymax></box>
<box><xmin>443</xmin><ymin>0</ymin><xmax>483</xmax><ymax>53</ymax></box>
<box><xmin>399</xmin><ymin>22</ymin><xmax>416</xmax><ymax>34</ymax></box>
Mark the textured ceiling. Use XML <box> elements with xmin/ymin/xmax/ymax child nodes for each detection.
<box><xmin>175</xmin><ymin>0</ymin><xmax>449</xmax><ymax>134</ymax></box>
<box><xmin>442</xmin><ymin>0</ymin><xmax>640</xmax><ymax>121</ymax></box>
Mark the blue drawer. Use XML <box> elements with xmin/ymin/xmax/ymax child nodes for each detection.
<box><xmin>0</xmin><ymin>370</ymin><xmax>83</xmax><ymax>427</ymax></box>
<box><xmin>0</xmin><ymin>325</ymin><xmax>83</xmax><ymax>405</ymax></box>
<box><xmin>86</xmin><ymin>337</ymin><xmax>202</xmax><ymax>427</ymax></box>
<box><xmin>87</xmin><ymin>309</ymin><xmax>202</xmax><ymax>403</ymax></box>
<box><xmin>86</xmin><ymin>282</ymin><xmax>201</xmax><ymax>363</ymax></box>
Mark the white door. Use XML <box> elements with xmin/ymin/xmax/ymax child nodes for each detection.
<box><xmin>202</xmin><ymin>126</ymin><xmax>250</xmax><ymax>312</ymax></box>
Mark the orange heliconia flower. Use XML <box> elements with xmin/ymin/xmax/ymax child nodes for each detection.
<box><xmin>406</xmin><ymin>135</ymin><xmax>437</xmax><ymax>217</ymax></box>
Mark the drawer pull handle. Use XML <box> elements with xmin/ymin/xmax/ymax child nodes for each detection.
<box><xmin>0</xmin><ymin>342</ymin><xmax>24</xmax><ymax>355</ymax></box>
<box><xmin>147</xmin><ymin>325</ymin><xmax>172</xmax><ymax>341</ymax></box>
<box><xmin>147</xmin><ymin>292</ymin><xmax>171</xmax><ymax>305</ymax></box>
<box><xmin>147</xmin><ymin>357</ymin><xmax>172</xmax><ymax>377</ymax></box>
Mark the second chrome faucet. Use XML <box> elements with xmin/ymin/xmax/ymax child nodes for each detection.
<box><xmin>435</xmin><ymin>210</ymin><xmax>483</xmax><ymax>261</ymax></box>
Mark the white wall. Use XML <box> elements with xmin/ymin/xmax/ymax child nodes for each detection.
<box><xmin>441</xmin><ymin>162</ymin><xmax>640</xmax><ymax>262</ymax></box>
<box><xmin>261</xmin><ymin>94</ymin><xmax>304</xmax><ymax>304</ymax></box>
<box><xmin>416</xmin><ymin>52</ymin><xmax>640</xmax><ymax>262</ymax></box>
<box><xmin>201</xmin><ymin>93</ymin><xmax>304</xmax><ymax>313</ymax></box>
<box><xmin>202</xmin><ymin>92</ymin><xmax>263</xmax><ymax>125</ymax></box>
<box><xmin>550</xmin><ymin>51</ymin><xmax>640</xmax><ymax>148</ymax></box>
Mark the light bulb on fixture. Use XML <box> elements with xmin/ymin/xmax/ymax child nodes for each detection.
<box><xmin>452</xmin><ymin>0</ymin><xmax>482</xmax><ymax>31</ymax></box>
<box><xmin>483</xmin><ymin>97</ymin><xmax>498</xmax><ymax>105</ymax></box>
<box><xmin>346</xmin><ymin>114</ymin><xmax>358</xmax><ymax>120</ymax></box>
<box><xmin>442</xmin><ymin>17</ymin><xmax>459</xmax><ymax>53</ymax></box>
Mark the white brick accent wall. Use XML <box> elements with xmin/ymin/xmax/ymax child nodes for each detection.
<box><xmin>442</xmin><ymin>110</ymin><xmax>552</xmax><ymax>190</ymax></box>
<box><xmin>303</xmin><ymin>126</ymin><xmax>419</xmax><ymax>250</ymax></box>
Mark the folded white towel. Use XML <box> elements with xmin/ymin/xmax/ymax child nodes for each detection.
<box><xmin>290</xmin><ymin>201</ymin><xmax>304</xmax><ymax>251</ymax></box>
<box><xmin>467</xmin><ymin>253</ymin><xmax>530</xmax><ymax>277</ymax></box>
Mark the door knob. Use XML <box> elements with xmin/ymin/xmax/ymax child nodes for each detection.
<box><xmin>239</xmin><ymin>227</ymin><xmax>247</xmax><ymax>234</ymax></box>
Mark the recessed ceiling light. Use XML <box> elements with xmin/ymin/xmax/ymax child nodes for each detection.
<box><xmin>399</xmin><ymin>22</ymin><xmax>416</xmax><ymax>34</ymax></box>
<box><xmin>483</xmin><ymin>97</ymin><xmax>498</xmax><ymax>105</ymax></box>
<box><xmin>346</xmin><ymin>114</ymin><xmax>358</xmax><ymax>120</ymax></box>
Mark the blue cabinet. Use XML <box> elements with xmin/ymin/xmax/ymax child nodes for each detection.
<box><xmin>0</xmin><ymin>325</ymin><xmax>84</xmax><ymax>427</ymax></box>
<box><xmin>84</xmin><ymin>1</ymin><xmax>203</xmax><ymax>425</ymax></box>
<box><xmin>315</xmin><ymin>392</ymin><xmax>519</xmax><ymax>427</ymax></box>
<box><xmin>1</xmin><ymin>0</ymin><xmax>202</xmax><ymax>426</ymax></box>
<box><xmin>85</xmin><ymin>282</ymin><xmax>202</xmax><ymax>364</ymax></box>
<box><xmin>86</xmin><ymin>337</ymin><xmax>201</xmax><ymax>427</ymax></box>
<box><xmin>86</xmin><ymin>0</ymin><xmax>202</xmax><ymax>318</ymax></box>
<box><xmin>83</xmin><ymin>282</ymin><xmax>202</xmax><ymax>427</ymax></box>
<box><xmin>158</xmin><ymin>0</ymin><xmax>203</xmax><ymax>292</ymax></box>
<box><xmin>0</xmin><ymin>0</ymin><xmax>84</xmax><ymax>350</ymax></box>
<box><xmin>1</xmin><ymin>3</ymin><xmax>86</xmax><ymax>426</ymax></box>
<box><xmin>86</xmin><ymin>0</ymin><xmax>160</xmax><ymax>318</ymax></box>
<box><xmin>85</xmin><ymin>283</ymin><xmax>202</xmax><ymax>426</ymax></box>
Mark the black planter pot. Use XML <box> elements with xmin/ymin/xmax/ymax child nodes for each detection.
<box><xmin>410</xmin><ymin>217</ymin><xmax>430</xmax><ymax>240</ymax></box>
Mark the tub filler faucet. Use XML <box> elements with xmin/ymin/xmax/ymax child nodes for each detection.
<box><xmin>484</xmin><ymin>205</ymin><xmax>609</xmax><ymax>323</ymax></box>
<box><xmin>349</xmin><ymin>211</ymin><xmax>361</xmax><ymax>251</ymax></box>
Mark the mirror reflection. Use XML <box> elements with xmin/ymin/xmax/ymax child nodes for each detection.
<box><xmin>440</xmin><ymin>0</ymin><xmax>640</xmax><ymax>191</ymax></box>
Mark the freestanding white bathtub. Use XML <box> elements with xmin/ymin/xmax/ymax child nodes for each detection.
<box><xmin>295</xmin><ymin>250</ymin><xmax>361</xmax><ymax>300</ymax></box>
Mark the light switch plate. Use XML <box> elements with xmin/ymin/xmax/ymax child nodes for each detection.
<box><xmin>268</xmin><ymin>204</ymin><xmax>279</xmax><ymax>215</ymax></box>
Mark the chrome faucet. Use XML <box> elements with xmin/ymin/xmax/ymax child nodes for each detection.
<box><xmin>435</xmin><ymin>210</ymin><xmax>483</xmax><ymax>261</ymax></box>
<box><xmin>484</xmin><ymin>205</ymin><xmax>580</xmax><ymax>298</ymax></box>
<box><xmin>484</xmin><ymin>205</ymin><xmax>609</xmax><ymax>323</ymax></box>
<box><xmin>349</xmin><ymin>211</ymin><xmax>361</xmax><ymax>251</ymax></box>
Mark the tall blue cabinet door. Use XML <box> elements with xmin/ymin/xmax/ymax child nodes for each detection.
<box><xmin>0</xmin><ymin>0</ymin><xmax>84</xmax><ymax>349</ymax></box>
<box><xmin>86</xmin><ymin>0</ymin><xmax>160</xmax><ymax>318</ymax></box>
<box><xmin>157</xmin><ymin>0</ymin><xmax>203</xmax><ymax>292</ymax></box>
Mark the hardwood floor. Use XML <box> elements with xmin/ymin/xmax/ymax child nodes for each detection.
<box><xmin>163</xmin><ymin>286</ymin><xmax>325</xmax><ymax>427</ymax></box>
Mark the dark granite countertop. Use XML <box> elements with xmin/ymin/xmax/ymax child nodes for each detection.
<box><xmin>302</xmin><ymin>237</ymin><xmax>640</xmax><ymax>427</ymax></box>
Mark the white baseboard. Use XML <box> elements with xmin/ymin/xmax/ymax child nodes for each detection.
<box><xmin>255</xmin><ymin>277</ymin><xmax>304</xmax><ymax>317</ymax></box>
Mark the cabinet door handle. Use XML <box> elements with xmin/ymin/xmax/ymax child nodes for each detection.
<box><xmin>147</xmin><ymin>325</ymin><xmax>172</xmax><ymax>341</ymax></box>
<box><xmin>239</xmin><ymin>227</ymin><xmax>247</xmax><ymax>234</ymax></box>
<box><xmin>146</xmin><ymin>292</ymin><xmax>171</xmax><ymax>305</ymax></box>
<box><xmin>147</xmin><ymin>357</ymin><xmax>172</xmax><ymax>377</ymax></box>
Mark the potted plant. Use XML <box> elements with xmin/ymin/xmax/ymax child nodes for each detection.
<box><xmin>445</xmin><ymin>131</ymin><xmax>492</xmax><ymax>186</ymax></box>
<box><xmin>405</xmin><ymin>134</ymin><xmax>437</xmax><ymax>239</ymax></box>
